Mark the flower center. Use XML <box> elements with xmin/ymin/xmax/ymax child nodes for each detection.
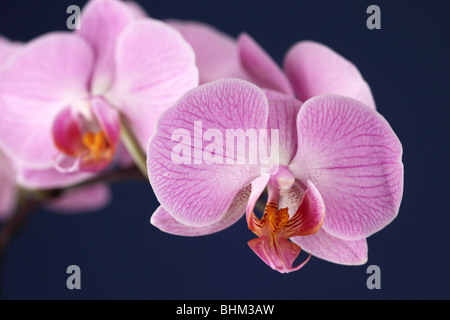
<box><xmin>261</xmin><ymin>203</ymin><xmax>290</xmax><ymax>233</ymax></box>
<box><xmin>51</xmin><ymin>97</ymin><xmax>120</xmax><ymax>173</ymax></box>
<box><xmin>246</xmin><ymin>179</ymin><xmax>325</xmax><ymax>273</ymax></box>
<box><xmin>82</xmin><ymin>131</ymin><xmax>112</xmax><ymax>161</ymax></box>
<box><xmin>270</xmin><ymin>166</ymin><xmax>295</xmax><ymax>195</ymax></box>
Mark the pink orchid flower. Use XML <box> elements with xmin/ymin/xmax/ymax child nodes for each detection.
<box><xmin>0</xmin><ymin>35</ymin><xmax>111</xmax><ymax>217</ymax></box>
<box><xmin>0</xmin><ymin>0</ymin><xmax>198</xmax><ymax>189</ymax></box>
<box><xmin>147</xmin><ymin>79</ymin><xmax>403</xmax><ymax>273</ymax></box>
<box><xmin>169</xmin><ymin>20</ymin><xmax>375</xmax><ymax>109</ymax></box>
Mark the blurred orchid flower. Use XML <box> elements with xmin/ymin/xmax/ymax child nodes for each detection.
<box><xmin>1</xmin><ymin>36</ymin><xmax>111</xmax><ymax>217</ymax></box>
<box><xmin>148</xmin><ymin>79</ymin><xmax>403</xmax><ymax>273</ymax></box>
<box><xmin>0</xmin><ymin>36</ymin><xmax>21</xmax><ymax>65</ymax></box>
<box><xmin>168</xmin><ymin>20</ymin><xmax>375</xmax><ymax>109</ymax></box>
<box><xmin>0</xmin><ymin>0</ymin><xmax>198</xmax><ymax>189</ymax></box>
<box><xmin>0</xmin><ymin>152</ymin><xmax>111</xmax><ymax>219</ymax></box>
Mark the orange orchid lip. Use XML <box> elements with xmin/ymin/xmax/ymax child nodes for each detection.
<box><xmin>247</xmin><ymin>179</ymin><xmax>325</xmax><ymax>273</ymax></box>
<box><xmin>81</xmin><ymin>131</ymin><xmax>114</xmax><ymax>163</ymax></box>
<box><xmin>52</xmin><ymin>97</ymin><xmax>120</xmax><ymax>173</ymax></box>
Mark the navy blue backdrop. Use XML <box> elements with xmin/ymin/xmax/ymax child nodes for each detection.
<box><xmin>0</xmin><ymin>0</ymin><xmax>449</xmax><ymax>300</ymax></box>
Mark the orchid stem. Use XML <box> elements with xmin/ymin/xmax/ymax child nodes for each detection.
<box><xmin>119</xmin><ymin>117</ymin><xmax>148</xmax><ymax>179</ymax></box>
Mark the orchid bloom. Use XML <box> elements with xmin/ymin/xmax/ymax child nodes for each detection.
<box><xmin>169</xmin><ymin>20</ymin><xmax>375</xmax><ymax>109</ymax></box>
<box><xmin>0</xmin><ymin>35</ymin><xmax>112</xmax><ymax>215</ymax></box>
<box><xmin>0</xmin><ymin>0</ymin><xmax>198</xmax><ymax>189</ymax></box>
<box><xmin>148</xmin><ymin>79</ymin><xmax>403</xmax><ymax>273</ymax></box>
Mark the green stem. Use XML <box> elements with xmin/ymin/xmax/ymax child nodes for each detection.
<box><xmin>119</xmin><ymin>117</ymin><xmax>148</xmax><ymax>179</ymax></box>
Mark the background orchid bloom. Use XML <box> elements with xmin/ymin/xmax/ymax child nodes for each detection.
<box><xmin>168</xmin><ymin>20</ymin><xmax>375</xmax><ymax>109</ymax></box>
<box><xmin>0</xmin><ymin>35</ymin><xmax>111</xmax><ymax>216</ymax></box>
<box><xmin>0</xmin><ymin>0</ymin><xmax>198</xmax><ymax>189</ymax></box>
<box><xmin>147</xmin><ymin>78</ymin><xmax>403</xmax><ymax>273</ymax></box>
<box><xmin>0</xmin><ymin>36</ymin><xmax>21</xmax><ymax>65</ymax></box>
<box><xmin>0</xmin><ymin>150</ymin><xmax>112</xmax><ymax>218</ymax></box>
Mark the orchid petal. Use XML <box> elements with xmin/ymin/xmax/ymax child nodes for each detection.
<box><xmin>0</xmin><ymin>33</ymin><xmax>93</xmax><ymax>169</ymax></box>
<box><xmin>238</xmin><ymin>33</ymin><xmax>293</xmax><ymax>96</ymax></box>
<box><xmin>265</xmin><ymin>90</ymin><xmax>302</xmax><ymax>166</ymax></box>
<box><xmin>289</xmin><ymin>95</ymin><xmax>403</xmax><ymax>240</ymax></box>
<box><xmin>245</xmin><ymin>174</ymin><xmax>270</xmax><ymax>233</ymax></box>
<box><xmin>47</xmin><ymin>183</ymin><xmax>111</xmax><ymax>213</ymax></box>
<box><xmin>284</xmin><ymin>41</ymin><xmax>376</xmax><ymax>109</ymax></box>
<box><xmin>277</xmin><ymin>180</ymin><xmax>306</xmax><ymax>217</ymax></box>
<box><xmin>15</xmin><ymin>165</ymin><xmax>94</xmax><ymax>190</ymax></box>
<box><xmin>248</xmin><ymin>235</ymin><xmax>311</xmax><ymax>273</ymax></box>
<box><xmin>0</xmin><ymin>36</ymin><xmax>22</xmax><ymax>68</ymax></box>
<box><xmin>283</xmin><ymin>180</ymin><xmax>325</xmax><ymax>237</ymax></box>
<box><xmin>151</xmin><ymin>184</ymin><xmax>251</xmax><ymax>236</ymax></box>
<box><xmin>90</xmin><ymin>97</ymin><xmax>120</xmax><ymax>148</ymax></box>
<box><xmin>148</xmin><ymin>79</ymin><xmax>268</xmax><ymax>227</ymax></box>
<box><xmin>114</xmin><ymin>141</ymin><xmax>134</xmax><ymax>168</ymax></box>
<box><xmin>167</xmin><ymin>19</ymin><xmax>250</xmax><ymax>84</ymax></box>
<box><xmin>53</xmin><ymin>152</ymin><xmax>82</xmax><ymax>174</ymax></box>
<box><xmin>108</xmin><ymin>19</ymin><xmax>198</xmax><ymax>149</ymax></box>
<box><xmin>291</xmin><ymin>228</ymin><xmax>368</xmax><ymax>265</ymax></box>
<box><xmin>77</xmin><ymin>0</ymin><xmax>137</xmax><ymax>93</ymax></box>
<box><xmin>52</xmin><ymin>106</ymin><xmax>85</xmax><ymax>157</ymax></box>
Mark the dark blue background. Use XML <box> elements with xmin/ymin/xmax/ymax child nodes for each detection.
<box><xmin>0</xmin><ymin>0</ymin><xmax>449</xmax><ymax>299</ymax></box>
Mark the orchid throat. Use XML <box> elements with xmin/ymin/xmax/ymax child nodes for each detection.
<box><xmin>247</xmin><ymin>168</ymin><xmax>326</xmax><ymax>273</ymax></box>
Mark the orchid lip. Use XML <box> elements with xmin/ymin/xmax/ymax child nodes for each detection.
<box><xmin>247</xmin><ymin>179</ymin><xmax>325</xmax><ymax>273</ymax></box>
<box><xmin>52</xmin><ymin>98</ymin><xmax>120</xmax><ymax>173</ymax></box>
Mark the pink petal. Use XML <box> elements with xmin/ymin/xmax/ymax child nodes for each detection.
<box><xmin>53</xmin><ymin>152</ymin><xmax>82</xmax><ymax>173</ymax></box>
<box><xmin>108</xmin><ymin>19</ymin><xmax>198</xmax><ymax>149</ymax></box>
<box><xmin>289</xmin><ymin>95</ymin><xmax>403</xmax><ymax>240</ymax></box>
<box><xmin>15</xmin><ymin>164</ymin><xmax>95</xmax><ymax>190</ymax></box>
<box><xmin>238</xmin><ymin>33</ymin><xmax>293</xmax><ymax>96</ymax></box>
<box><xmin>248</xmin><ymin>235</ymin><xmax>310</xmax><ymax>273</ymax></box>
<box><xmin>278</xmin><ymin>180</ymin><xmax>306</xmax><ymax>217</ymax></box>
<box><xmin>0</xmin><ymin>36</ymin><xmax>22</xmax><ymax>68</ymax></box>
<box><xmin>47</xmin><ymin>183</ymin><xmax>111</xmax><ymax>213</ymax></box>
<box><xmin>77</xmin><ymin>0</ymin><xmax>138</xmax><ymax>93</ymax></box>
<box><xmin>151</xmin><ymin>184</ymin><xmax>251</xmax><ymax>236</ymax></box>
<box><xmin>114</xmin><ymin>141</ymin><xmax>134</xmax><ymax>168</ymax></box>
<box><xmin>52</xmin><ymin>106</ymin><xmax>85</xmax><ymax>157</ymax></box>
<box><xmin>291</xmin><ymin>228</ymin><xmax>368</xmax><ymax>265</ymax></box>
<box><xmin>0</xmin><ymin>32</ymin><xmax>93</xmax><ymax>169</ymax></box>
<box><xmin>90</xmin><ymin>97</ymin><xmax>120</xmax><ymax>147</ymax></box>
<box><xmin>245</xmin><ymin>174</ymin><xmax>270</xmax><ymax>231</ymax></box>
<box><xmin>284</xmin><ymin>41</ymin><xmax>376</xmax><ymax>109</ymax></box>
<box><xmin>265</xmin><ymin>90</ymin><xmax>302</xmax><ymax>166</ymax></box>
<box><xmin>167</xmin><ymin>19</ymin><xmax>250</xmax><ymax>84</ymax></box>
<box><xmin>284</xmin><ymin>180</ymin><xmax>326</xmax><ymax>237</ymax></box>
<box><xmin>148</xmin><ymin>79</ymin><xmax>268</xmax><ymax>227</ymax></box>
